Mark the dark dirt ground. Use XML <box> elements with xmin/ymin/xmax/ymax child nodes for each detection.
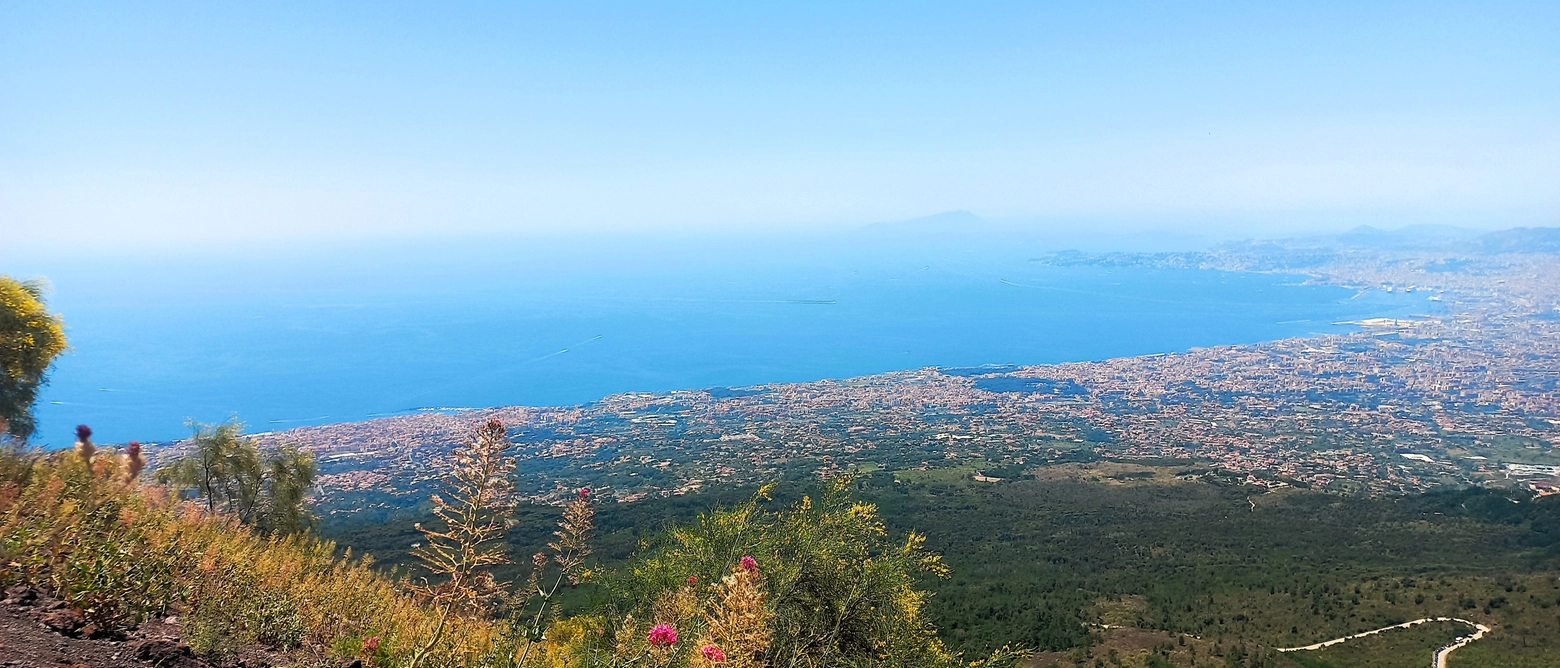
<box><xmin>0</xmin><ymin>585</ymin><xmax>229</xmax><ymax>668</ymax></box>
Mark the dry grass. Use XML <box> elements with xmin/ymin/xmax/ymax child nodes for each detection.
<box><xmin>0</xmin><ymin>443</ymin><xmax>1025</xmax><ymax>668</ymax></box>
<box><xmin>0</xmin><ymin>449</ymin><xmax>500</xmax><ymax>667</ymax></box>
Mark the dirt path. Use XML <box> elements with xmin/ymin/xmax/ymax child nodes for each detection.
<box><xmin>0</xmin><ymin>586</ymin><xmax>213</xmax><ymax>668</ymax></box>
<box><xmin>1431</xmin><ymin>620</ymin><xmax>1490</xmax><ymax>668</ymax></box>
<box><xmin>1274</xmin><ymin>617</ymin><xmax>1491</xmax><ymax>667</ymax></box>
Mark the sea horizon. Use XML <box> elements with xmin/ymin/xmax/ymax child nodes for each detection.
<box><xmin>26</xmin><ymin>237</ymin><xmax>1436</xmax><ymax>446</ymax></box>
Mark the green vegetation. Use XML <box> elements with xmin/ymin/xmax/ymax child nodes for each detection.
<box><xmin>0</xmin><ymin>276</ymin><xmax>67</xmax><ymax>441</ymax></box>
<box><xmin>325</xmin><ymin>464</ymin><xmax>1560</xmax><ymax>666</ymax></box>
<box><xmin>391</xmin><ymin>419</ymin><xmax>1010</xmax><ymax>668</ymax></box>
<box><xmin>585</xmin><ymin>479</ymin><xmax>982</xmax><ymax>668</ymax></box>
<box><xmin>856</xmin><ymin>469</ymin><xmax>1560</xmax><ymax>662</ymax></box>
<box><xmin>1286</xmin><ymin>620</ymin><xmax>1465</xmax><ymax>668</ymax></box>
<box><xmin>156</xmin><ymin>420</ymin><xmax>319</xmax><ymax>535</ymax></box>
<box><xmin>0</xmin><ymin>420</ymin><xmax>997</xmax><ymax>668</ymax></box>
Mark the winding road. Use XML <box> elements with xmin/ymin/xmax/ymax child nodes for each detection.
<box><xmin>1274</xmin><ymin>617</ymin><xmax>1490</xmax><ymax>668</ymax></box>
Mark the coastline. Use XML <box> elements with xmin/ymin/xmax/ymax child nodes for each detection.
<box><xmin>39</xmin><ymin>263</ymin><xmax>1423</xmax><ymax>445</ymax></box>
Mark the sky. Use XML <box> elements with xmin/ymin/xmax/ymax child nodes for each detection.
<box><xmin>3</xmin><ymin>1</ymin><xmax>1559</xmax><ymax>255</ymax></box>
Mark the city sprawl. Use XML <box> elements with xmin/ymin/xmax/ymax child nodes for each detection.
<box><xmin>156</xmin><ymin>232</ymin><xmax>1560</xmax><ymax>515</ymax></box>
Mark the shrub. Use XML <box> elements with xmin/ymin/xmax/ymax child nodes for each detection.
<box><xmin>0</xmin><ymin>433</ymin><xmax>40</xmax><ymax>490</ymax></box>
<box><xmin>0</xmin><ymin>276</ymin><xmax>67</xmax><ymax>441</ymax></box>
<box><xmin>400</xmin><ymin>426</ymin><xmax>1021</xmax><ymax>668</ymax></box>
<box><xmin>578</xmin><ymin>476</ymin><xmax>992</xmax><ymax>668</ymax></box>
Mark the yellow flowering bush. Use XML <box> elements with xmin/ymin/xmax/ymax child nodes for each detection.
<box><xmin>576</xmin><ymin>476</ymin><xmax>988</xmax><ymax>668</ymax></box>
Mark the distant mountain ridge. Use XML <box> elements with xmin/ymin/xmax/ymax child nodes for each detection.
<box><xmin>859</xmin><ymin>212</ymin><xmax>1559</xmax><ymax>255</ymax></box>
<box><xmin>1480</xmin><ymin>226</ymin><xmax>1560</xmax><ymax>253</ymax></box>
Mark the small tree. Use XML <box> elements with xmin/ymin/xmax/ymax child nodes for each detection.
<box><xmin>156</xmin><ymin>420</ymin><xmax>317</xmax><ymax>534</ymax></box>
<box><xmin>400</xmin><ymin>423</ymin><xmax>1019</xmax><ymax>668</ymax></box>
<box><xmin>0</xmin><ymin>276</ymin><xmax>68</xmax><ymax>441</ymax></box>
<box><xmin>589</xmin><ymin>476</ymin><xmax>985</xmax><ymax>668</ymax></box>
<box><xmin>263</xmin><ymin>444</ymin><xmax>316</xmax><ymax>535</ymax></box>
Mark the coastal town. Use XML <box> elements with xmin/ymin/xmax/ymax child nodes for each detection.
<box><xmin>158</xmin><ymin>233</ymin><xmax>1560</xmax><ymax>515</ymax></box>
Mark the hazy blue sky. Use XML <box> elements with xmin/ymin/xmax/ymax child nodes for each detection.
<box><xmin>3</xmin><ymin>1</ymin><xmax>1557</xmax><ymax>253</ymax></box>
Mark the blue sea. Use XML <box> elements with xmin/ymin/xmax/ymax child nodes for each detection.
<box><xmin>22</xmin><ymin>236</ymin><xmax>1433</xmax><ymax>445</ymax></box>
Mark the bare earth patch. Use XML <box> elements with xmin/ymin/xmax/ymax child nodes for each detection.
<box><xmin>0</xmin><ymin>586</ymin><xmax>284</xmax><ymax>668</ymax></box>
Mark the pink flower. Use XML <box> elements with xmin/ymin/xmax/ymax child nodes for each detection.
<box><xmin>687</xmin><ymin>575</ymin><xmax>698</xmax><ymax>585</ymax></box>
<box><xmin>362</xmin><ymin>635</ymin><xmax>380</xmax><ymax>653</ymax></box>
<box><xmin>647</xmin><ymin>623</ymin><xmax>678</xmax><ymax>647</ymax></box>
<box><xmin>700</xmin><ymin>644</ymin><xmax>726</xmax><ymax>663</ymax></box>
<box><xmin>739</xmin><ymin>555</ymin><xmax>759</xmax><ymax>572</ymax></box>
<box><xmin>75</xmin><ymin>424</ymin><xmax>92</xmax><ymax>441</ymax></box>
<box><xmin>578</xmin><ymin>487</ymin><xmax>591</xmax><ymax>499</ymax></box>
<box><xmin>126</xmin><ymin>441</ymin><xmax>141</xmax><ymax>456</ymax></box>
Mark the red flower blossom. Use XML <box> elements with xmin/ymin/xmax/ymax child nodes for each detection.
<box><xmin>647</xmin><ymin>623</ymin><xmax>678</xmax><ymax>647</ymax></box>
<box><xmin>700</xmin><ymin>644</ymin><xmax>726</xmax><ymax>662</ymax></box>
<box><xmin>739</xmin><ymin>555</ymin><xmax>759</xmax><ymax>572</ymax></box>
<box><xmin>688</xmin><ymin>575</ymin><xmax>698</xmax><ymax>585</ymax></box>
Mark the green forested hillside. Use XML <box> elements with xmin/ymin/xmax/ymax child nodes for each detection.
<box><xmin>859</xmin><ymin>467</ymin><xmax>1560</xmax><ymax>667</ymax></box>
<box><xmin>325</xmin><ymin>465</ymin><xmax>1560</xmax><ymax>667</ymax></box>
<box><xmin>859</xmin><ymin>467</ymin><xmax>1559</xmax><ymax>651</ymax></box>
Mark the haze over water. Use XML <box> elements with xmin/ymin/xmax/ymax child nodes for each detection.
<box><xmin>5</xmin><ymin>4</ymin><xmax>1546</xmax><ymax>447</ymax></box>
<box><xmin>27</xmin><ymin>235</ymin><xmax>1433</xmax><ymax>445</ymax></box>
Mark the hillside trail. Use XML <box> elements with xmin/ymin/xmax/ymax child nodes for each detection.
<box><xmin>1274</xmin><ymin>617</ymin><xmax>1490</xmax><ymax>668</ymax></box>
<box><xmin>0</xmin><ymin>585</ymin><xmax>285</xmax><ymax>668</ymax></box>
